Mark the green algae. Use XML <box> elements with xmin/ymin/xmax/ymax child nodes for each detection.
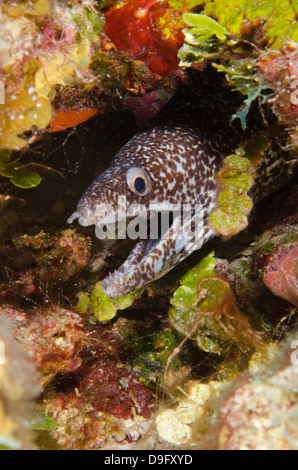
<box><xmin>189</xmin><ymin>0</ymin><xmax>298</xmax><ymax>48</ymax></box>
<box><xmin>183</xmin><ymin>13</ymin><xmax>230</xmax><ymax>43</ymax></box>
<box><xmin>72</xmin><ymin>5</ymin><xmax>105</xmax><ymax>40</ymax></box>
<box><xmin>219</xmin><ymin>189</ymin><xmax>252</xmax><ymax>214</ymax></box>
<box><xmin>209</xmin><ymin>209</ymin><xmax>249</xmax><ymax>237</ymax></box>
<box><xmin>178</xmin><ymin>3</ymin><xmax>296</xmax><ymax>128</ymax></box>
<box><xmin>130</xmin><ymin>326</ymin><xmax>180</xmax><ymax>386</ymax></box>
<box><xmin>209</xmin><ymin>132</ymin><xmax>271</xmax><ymax>237</ymax></box>
<box><xmin>32</xmin><ymin>412</ymin><xmax>58</xmax><ymax>432</ymax></box>
<box><xmin>76</xmin><ymin>292</ymin><xmax>91</xmax><ymax>315</ymax></box>
<box><xmin>178</xmin><ymin>251</ymin><xmax>216</xmax><ymax>289</ymax></box>
<box><xmin>0</xmin><ymin>150</ymin><xmax>42</xmax><ymax>188</ymax></box>
<box><xmin>215</xmin><ymin>61</ymin><xmax>274</xmax><ymax>129</ymax></box>
<box><xmin>89</xmin><ymin>282</ymin><xmax>142</xmax><ymax>322</ymax></box>
<box><xmin>170</xmin><ymin>251</ymin><xmax>217</xmax><ymax>319</ymax></box>
<box><xmin>0</xmin><ymin>1</ymin><xmax>104</xmax><ymax>152</ymax></box>
<box><xmin>169</xmin><ymin>252</ymin><xmax>262</xmax><ymax>359</ymax></box>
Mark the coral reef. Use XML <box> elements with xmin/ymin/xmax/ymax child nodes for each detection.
<box><xmin>258</xmin><ymin>44</ymin><xmax>298</xmax><ymax>147</ymax></box>
<box><xmin>177</xmin><ymin>7</ymin><xmax>297</xmax><ymax>239</ymax></box>
<box><xmin>0</xmin><ymin>0</ymin><xmax>297</xmax><ymax>451</ymax></box>
<box><xmin>5</xmin><ymin>305</ymin><xmax>87</xmax><ymax>387</ymax></box>
<box><xmin>217</xmin><ymin>334</ymin><xmax>298</xmax><ymax>450</ymax></box>
<box><xmin>2</xmin><ymin>305</ymin><xmax>160</xmax><ymax>449</ymax></box>
<box><xmin>0</xmin><ymin>168</ymin><xmax>297</xmax><ymax>451</ymax></box>
<box><xmin>214</xmin><ymin>186</ymin><xmax>298</xmax><ymax>337</ymax></box>
<box><xmin>156</xmin><ymin>332</ymin><xmax>298</xmax><ymax>450</ymax></box>
<box><xmin>154</xmin><ymin>184</ymin><xmax>298</xmax><ymax>449</ymax></box>
<box><xmin>156</xmin><ymin>380</ymin><xmax>229</xmax><ymax>446</ymax></box>
<box><xmin>0</xmin><ymin>0</ymin><xmax>183</xmax><ymax>151</ymax></box>
<box><xmin>169</xmin><ymin>251</ymin><xmax>263</xmax><ymax>360</ymax></box>
<box><xmin>104</xmin><ymin>0</ymin><xmax>189</xmax><ymax>77</ymax></box>
<box><xmin>178</xmin><ymin>6</ymin><xmax>298</xmax><ymax>144</ymax></box>
<box><xmin>251</xmin><ymin>224</ymin><xmax>298</xmax><ymax>308</ymax></box>
<box><xmin>0</xmin><ymin>230</ymin><xmax>91</xmax><ymax>305</ymax></box>
<box><xmin>0</xmin><ymin>315</ymin><xmax>40</xmax><ymax>450</ymax></box>
<box><xmin>0</xmin><ymin>0</ymin><xmax>99</xmax><ymax>151</ymax></box>
<box><xmin>0</xmin><ymin>0</ymin><xmax>183</xmax><ymax>191</ymax></box>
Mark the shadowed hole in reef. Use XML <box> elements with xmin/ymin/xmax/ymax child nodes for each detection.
<box><xmin>0</xmin><ymin>108</ymin><xmax>139</xmax><ymax>240</ymax></box>
<box><xmin>42</xmin><ymin>372</ymin><xmax>82</xmax><ymax>396</ymax></box>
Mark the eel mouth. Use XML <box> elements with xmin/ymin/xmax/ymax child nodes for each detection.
<box><xmin>68</xmin><ymin>208</ymin><xmax>192</xmax><ymax>298</ymax></box>
<box><xmin>101</xmin><ymin>213</ymin><xmax>182</xmax><ymax>298</ymax></box>
<box><xmin>101</xmin><ymin>237</ymin><xmax>162</xmax><ymax>298</ymax></box>
<box><xmin>68</xmin><ymin>207</ymin><xmax>212</xmax><ymax>298</ymax></box>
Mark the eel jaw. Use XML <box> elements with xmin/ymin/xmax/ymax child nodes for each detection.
<box><xmin>100</xmin><ymin>214</ymin><xmax>215</xmax><ymax>298</ymax></box>
<box><xmin>101</xmin><ymin>238</ymin><xmax>161</xmax><ymax>298</ymax></box>
<box><xmin>69</xmin><ymin>207</ymin><xmax>216</xmax><ymax>299</ymax></box>
<box><xmin>101</xmin><ymin>235</ymin><xmax>184</xmax><ymax>298</ymax></box>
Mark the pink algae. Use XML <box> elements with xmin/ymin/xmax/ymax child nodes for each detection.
<box><xmin>263</xmin><ymin>244</ymin><xmax>298</xmax><ymax>308</ymax></box>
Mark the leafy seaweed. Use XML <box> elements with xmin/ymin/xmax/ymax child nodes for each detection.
<box><xmin>169</xmin><ymin>252</ymin><xmax>260</xmax><ymax>357</ymax></box>
<box><xmin>183</xmin><ymin>13</ymin><xmax>230</xmax><ymax>42</ymax></box>
<box><xmin>179</xmin><ymin>5</ymin><xmax>291</xmax><ymax>127</ymax></box>
<box><xmin>77</xmin><ymin>281</ymin><xmax>142</xmax><ymax>322</ymax></box>
<box><xmin>0</xmin><ymin>151</ymin><xmax>42</xmax><ymax>188</ymax></box>
<box><xmin>214</xmin><ymin>61</ymin><xmax>274</xmax><ymax>129</ymax></box>
<box><xmin>192</xmin><ymin>0</ymin><xmax>298</xmax><ymax>48</ymax></box>
<box><xmin>208</xmin><ymin>132</ymin><xmax>271</xmax><ymax>237</ymax></box>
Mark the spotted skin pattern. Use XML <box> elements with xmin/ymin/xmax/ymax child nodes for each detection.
<box><xmin>69</xmin><ymin>69</ymin><xmax>297</xmax><ymax>298</ymax></box>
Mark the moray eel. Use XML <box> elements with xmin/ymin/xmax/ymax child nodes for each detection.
<box><xmin>68</xmin><ymin>68</ymin><xmax>296</xmax><ymax>298</ymax></box>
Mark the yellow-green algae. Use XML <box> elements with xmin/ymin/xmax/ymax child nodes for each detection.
<box><xmin>169</xmin><ymin>252</ymin><xmax>262</xmax><ymax>356</ymax></box>
<box><xmin>77</xmin><ymin>281</ymin><xmax>142</xmax><ymax>322</ymax></box>
<box><xmin>0</xmin><ymin>150</ymin><xmax>42</xmax><ymax>188</ymax></box>
<box><xmin>209</xmin><ymin>132</ymin><xmax>271</xmax><ymax>237</ymax></box>
<box><xmin>179</xmin><ymin>5</ymin><xmax>297</xmax><ymax>238</ymax></box>
<box><xmin>0</xmin><ymin>0</ymin><xmax>103</xmax><ymax>152</ymax></box>
<box><xmin>179</xmin><ymin>6</ymin><xmax>297</xmax><ymax>128</ymax></box>
<box><xmin>189</xmin><ymin>0</ymin><xmax>298</xmax><ymax>48</ymax></box>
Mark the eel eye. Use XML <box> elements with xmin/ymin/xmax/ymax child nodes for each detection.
<box><xmin>126</xmin><ymin>167</ymin><xmax>151</xmax><ymax>196</ymax></box>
